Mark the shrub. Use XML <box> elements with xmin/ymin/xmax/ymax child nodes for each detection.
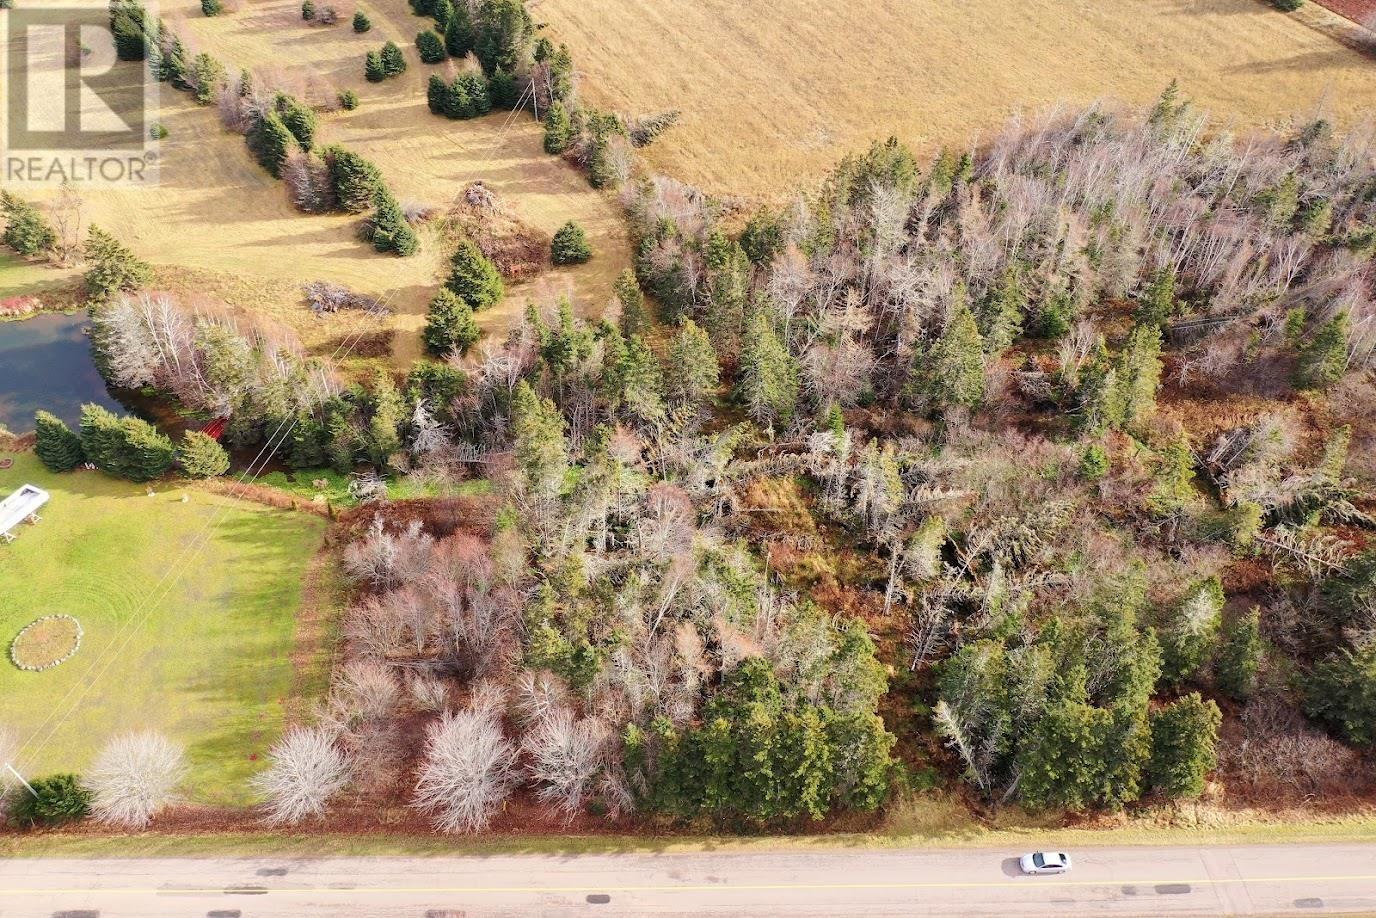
<box><xmin>445</xmin><ymin>239</ymin><xmax>504</xmax><ymax>308</ymax></box>
<box><xmin>86</xmin><ymin>731</ymin><xmax>186</xmax><ymax>829</ymax></box>
<box><xmin>301</xmin><ymin>0</ymin><xmax>314</xmax><ymax>19</ymax></box>
<box><xmin>1272</xmin><ymin>0</ymin><xmax>1302</xmax><ymax>9</ymax></box>
<box><xmin>252</xmin><ymin>727</ymin><xmax>350</xmax><ymax>824</ymax></box>
<box><xmin>179</xmin><ymin>430</ymin><xmax>230</xmax><ymax>478</ymax></box>
<box><xmin>338</xmin><ymin>88</ymin><xmax>360</xmax><ymax>110</ymax></box>
<box><xmin>150</xmin><ymin>122</ymin><xmax>169</xmax><ymax>140</ymax></box>
<box><xmin>34</xmin><ymin>411</ymin><xmax>84</xmax><ymax>472</ymax></box>
<box><xmin>364</xmin><ymin>49</ymin><xmax>385</xmax><ymax>82</ymax></box>
<box><xmin>416</xmin><ymin>29</ymin><xmax>446</xmax><ymax>64</ymax></box>
<box><xmin>201</xmin><ymin>0</ymin><xmax>223</xmax><ymax>15</ymax></box>
<box><xmin>423</xmin><ymin>288</ymin><xmax>480</xmax><ymax>356</ymax></box>
<box><xmin>550</xmin><ymin>221</ymin><xmax>591</xmax><ymax>265</ymax></box>
<box><xmin>10</xmin><ymin>774</ymin><xmax>91</xmax><ymax>828</ymax></box>
<box><xmin>381</xmin><ymin>41</ymin><xmax>406</xmax><ymax>76</ymax></box>
<box><xmin>83</xmin><ymin>225</ymin><xmax>151</xmax><ymax>300</ymax></box>
<box><xmin>0</xmin><ymin>191</ymin><xmax>57</xmax><ymax>257</ymax></box>
<box><xmin>352</xmin><ymin>10</ymin><xmax>370</xmax><ymax>31</ymax></box>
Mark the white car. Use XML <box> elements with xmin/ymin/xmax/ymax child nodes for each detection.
<box><xmin>1019</xmin><ymin>851</ymin><xmax>1072</xmax><ymax>875</ymax></box>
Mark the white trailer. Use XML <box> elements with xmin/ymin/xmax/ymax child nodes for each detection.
<box><xmin>0</xmin><ymin>484</ymin><xmax>49</xmax><ymax>543</ymax></box>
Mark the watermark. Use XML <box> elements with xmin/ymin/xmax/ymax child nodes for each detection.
<box><xmin>1</xmin><ymin>0</ymin><xmax>159</xmax><ymax>187</ymax></box>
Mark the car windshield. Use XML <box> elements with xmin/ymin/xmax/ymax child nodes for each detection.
<box><xmin>1033</xmin><ymin>853</ymin><xmax>1046</xmax><ymax>867</ymax></box>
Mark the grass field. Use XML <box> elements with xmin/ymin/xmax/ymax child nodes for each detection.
<box><xmin>539</xmin><ymin>0</ymin><xmax>1376</xmax><ymax>197</ymax></box>
<box><xmin>9</xmin><ymin>0</ymin><xmax>631</xmax><ymax>363</ymax></box>
<box><xmin>0</xmin><ymin>453</ymin><xmax>327</xmax><ymax>806</ymax></box>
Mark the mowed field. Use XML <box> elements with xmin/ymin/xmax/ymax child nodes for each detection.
<box><xmin>539</xmin><ymin>0</ymin><xmax>1376</xmax><ymax>197</ymax></box>
<box><xmin>0</xmin><ymin>453</ymin><xmax>327</xmax><ymax>805</ymax></box>
<box><xmin>13</xmin><ymin>0</ymin><xmax>630</xmax><ymax>362</ymax></box>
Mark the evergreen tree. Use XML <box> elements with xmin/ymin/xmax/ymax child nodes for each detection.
<box><xmin>9</xmin><ymin>774</ymin><xmax>91</xmax><ymax>828</ymax></box>
<box><xmin>277</xmin><ymin>96</ymin><xmax>318</xmax><ymax>150</ymax></box>
<box><xmin>79</xmin><ymin>404</ymin><xmax>126</xmax><ymax>475</ymax></box>
<box><xmin>703</xmin><ymin>231</ymin><xmax>751</xmax><ymax>348</ymax></box>
<box><xmin>178</xmin><ymin>430</ymin><xmax>230</xmax><ymax>478</ymax></box>
<box><xmin>473</xmin><ymin>0</ymin><xmax>532</xmax><ymax>75</ymax></box>
<box><xmin>201</xmin><ymin>0</ymin><xmax>223</xmax><ymax>15</ymax></box>
<box><xmin>431</xmin><ymin>0</ymin><xmax>453</xmax><ymax>28</ymax></box>
<box><xmin>119</xmin><ymin>416</ymin><xmax>176</xmax><ymax>481</ymax></box>
<box><xmin>352</xmin><ymin>9</ymin><xmax>371</xmax><ymax>31</ymax></box>
<box><xmin>189</xmin><ymin>52</ymin><xmax>225</xmax><ymax>103</ymax></box>
<box><xmin>364</xmin><ymin>372</ymin><xmax>405</xmax><ymax>468</ymax></box>
<box><xmin>423</xmin><ymin>288</ymin><xmax>480</xmax><ymax>355</ymax></box>
<box><xmin>157</xmin><ymin>36</ymin><xmax>190</xmax><ymax>86</ymax></box>
<box><xmin>1079</xmin><ymin>442</ymin><xmax>1110</xmax><ymax>481</ymax></box>
<box><xmin>459</xmin><ymin>72</ymin><xmax>491</xmax><ymax>114</ymax></box>
<box><xmin>364</xmin><ymin>49</ymin><xmax>386</xmax><ymax>82</ymax></box>
<box><xmin>1135</xmin><ymin>266</ymin><xmax>1177</xmax><ymax>327</ymax></box>
<box><xmin>1215</xmin><ymin>607</ymin><xmax>1263</xmax><ymax>702</ymax></box>
<box><xmin>83</xmin><ymin>225</ymin><xmax>152</xmax><ymax>300</ymax></box>
<box><xmin>614</xmin><ymin>268</ymin><xmax>647</xmax><ymax>336</ymax></box>
<box><xmin>1146</xmin><ymin>431</ymin><xmax>1197</xmax><ymax>517</ymax></box>
<box><xmin>110</xmin><ymin>0</ymin><xmax>151</xmax><ymax>60</ymax></box>
<box><xmin>369</xmin><ymin>186</ymin><xmax>418</xmax><ymax>256</ymax></box>
<box><xmin>445</xmin><ymin>238</ymin><xmax>504</xmax><ymax>308</ymax></box>
<box><xmin>551</xmin><ymin>221</ymin><xmax>592</xmax><ymax>265</ymax></box>
<box><xmin>1113</xmin><ymin>323</ymin><xmax>1163</xmax><ymax>430</ymax></box>
<box><xmin>416</xmin><ymin>29</ymin><xmax>446</xmax><ymax>63</ymax></box>
<box><xmin>246</xmin><ymin>111</ymin><xmax>294</xmax><ymax>178</ymax></box>
<box><xmin>737</xmin><ymin>309</ymin><xmax>801</xmax><ymax>426</ymax></box>
<box><xmin>408</xmin><ymin>0</ymin><xmax>435</xmax><ymax>14</ymax></box>
<box><xmin>301</xmin><ymin>0</ymin><xmax>314</xmax><ymax>19</ymax></box>
<box><xmin>380</xmin><ymin>41</ymin><xmax>406</xmax><ymax>76</ymax></box>
<box><xmin>1296</xmin><ymin>197</ymin><xmax>1334</xmax><ymax>237</ymax></box>
<box><xmin>1147</xmin><ymin>693</ymin><xmax>1221</xmax><ymax>799</ymax></box>
<box><xmin>740</xmin><ymin>208</ymin><xmax>786</xmax><ymax>266</ymax></box>
<box><xmin>488</xmin><ymin>67</ymin><xmax>518</xmax><ymax>109</ymax></box>
<box><xmin>976</xmin><ymin>268</ymin><xmax>1025</xmax><ymax>353</ymax></box>
<box><xmin>427</xmin><ymin>74</ymin><xmax>448</xmax><ymax>113</ymax></box>
<box><xmin>1</xmin><ymin>191</ymin><xmax>57</xmax><ymax>257</ymax></box>
<box><xmin>511</xmin><ymin>379</ymin><xmax>568</xmax><ymax>504</ymax></box>
<box><xmin>1074</xmin><ymin>335</ymin><xmax>1122</xmax><ymax>435</ymax></box>
<box><xmin>1294</xmin><ymin>311</ymin><xmax>1349</xmax><ymax>391</ymax></box>
<box><xmin>665</xmin><ymin>319</ymin><xmax>719</xmax><ymax>409</ymax></box>
<box><xmin>324</xmin><ymin>146</ymin><xmax>383</xmax><ymax>212</ymax></box>
<box><xmin>909</xmin><ymin>297</ymin><xmax>985</xmax><ymax>414</ymax></box>
<box><xmin>1159</xmin><ymin>577</ymin><xmax>1223</xmax><ymax>688</ymax></box>
<box><xmin>1305</xmin><ymin>642</ymin><xmax>1376</xmax><ymax>747</ymax></box>
<box><xmin>34</xmin><ymin>411</ymin><xmax>84</xmax><ymax>472</ymax></box>
<box><xmin>444</xmin><ymin>0</ymin><xmax>476</xmax><ymax>57</ymax></box>
<box><xmin>616</xmin><ymin>334</ymin><xmax>665</xmax><ymax>424</ymax></box>
<box><xmin>338</xmin><ymin>88</ymin><xmax>360</xmax><ymax>110</ymax></box>
<box><xmin>442</xmin><ymin>76</ymin><xmax>473</xmax><ymax>118</ymax></box>
<box><xmin>542</xmin><ymin>101</ymin><xmax>574</xmax><ymax>154</ymax></box>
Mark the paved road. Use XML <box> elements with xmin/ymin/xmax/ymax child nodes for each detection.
<box><xmin>2</xmin><ymin>844</ymin><xmax>1375</xmax><ymax>916</ymax></box>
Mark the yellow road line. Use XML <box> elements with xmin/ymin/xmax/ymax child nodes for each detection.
<box><xmin>4</xmin><ymin>874</ymin><xmax>1376</xmax><ymax>895</ymax></box>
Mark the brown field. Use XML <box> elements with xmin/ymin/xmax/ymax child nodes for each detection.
<box><xmin>539</xmin><ymin>0</ymin><xmax>1376</xmax><ymax>197</ymax></box>
<box><xmin>12</xmin><ymin>0</ymin><xmax>630</xmax><ymax>362</ymax></box>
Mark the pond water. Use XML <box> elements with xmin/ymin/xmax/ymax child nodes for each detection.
<box><xmin>0</xmin><ymin>312</ymin><xmax>124</xmax><ymax>433</ymax></box>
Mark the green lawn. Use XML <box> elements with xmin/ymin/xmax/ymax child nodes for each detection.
<box><xmin>0</xmin><ymin>453</ymin><xmax>327</xmax><ymax>805</ymax></box>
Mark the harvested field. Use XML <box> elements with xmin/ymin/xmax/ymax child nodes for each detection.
<box><xmin>539</xmin><ymin>0</ymin><xmax>1376</xmax><ymax>197</ymax></box>
<box><xmin>12</xmin><ymin>0</ymin><xmax>631</xmax><ymax>362</ymax></box>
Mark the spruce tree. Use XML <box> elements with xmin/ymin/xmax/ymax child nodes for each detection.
<box><xmin>666</xmin><ymin>319</ymin><xmax>719</xmax><ymax>409</ymax></box>
<box><xmin>0</xmin><ymin>191</ymin><xmax>57</xmax><ymax>257</ymax></box>
<box><xmin>542</xmin><ymin>101</ymin><xmax>573</xmax><ymax>154</ymax></box>
<box><xmin>277</xmin><ymin>96</ymin><xmax>318</xmax><ymax>150</ymax></box>
<box><xmin>1294</xmin><ymin>311</ymin><xmax>1350</xmax><ymax>391</ymax></box>
<box><xmin>80</xmin><ymin>404</ymin><xmax>127</xmax><ymax>476</ymax></box>
<box><xmin>445</xmin><ymin>238</ymin><xmax>503</xmax><ymax>308</ymax></box>
<box><xmin>83</xmin><ymin>225</ymin><xmax>152</xmax><ymax>300</ymax></box>
<box><xmin>190</xmin><ymin>52</ymin><xmax>226</xmax><ymax>104</ymax></box>
<box><xmin>909</xmin><ymin>297</ymin><xmax>985</xmax><ymax>413</ymax></box>
<box><xmin>352</xmin><ymin>9</ymin><xmax>371</xmax><ymax>31</ymax></box>
<box><xmin>339</xmin><ymin>88</ymin><xmax>360</xmax><ymax>110</ymax></box>
<box><xmin>157</xmin><ymin>36</ymin><xmax>190</xmax><ymax>87</ymax></box>
<box><xmin>1113</xmin><ymin>322</ymin><xmax>1163</xmax><ymax>429</ymax></box>
<box><xmin>247</xmin><ymin>111</ymin><xmax>294</xmax><ymax>178</ymax></box>
<box><xmin>1135</xmin><ymin>266</ymin><xmax>1177</xmax><ymax>327</ymax></box>
<box><xmin>427</xmin><ymin>74</ymin><xmax>448</xmax><ymax>113</ymax></box>
<box><xmin>110</xmin><ymin>0</ymin><xmax>151</xmax><ymax>60</ymax></box>
<box><xmin>369</xmin><ymin>186</ymin><xmax>418</xmax><ymax>256</ymax></box>
<box><xmin>364</xmin><ymin>49</ymin><xmax>386</xmax><ymax>82</ymax></box>
<box><xmin>431</xmin><ymin>0</ymin><xmax>453</xmax><ymax>26</ymax></box>
<box><xmin>488</xmin><ymin>67</ymin><xmax>518</xmax><ymax>109</ymax></box>
<box><xmin>34</xmin><ymin>411</ymin><xmax>84</xmax><ymax>472</ymax></box>
<box><xmin>324</xmin><ymin>146</ymin><xmax>383</xmax><ymax>213</ymax></box>
<box><xmin>178</xmin><ymin>430</ymin><xmax>230</xmax><ymax>478</ymax></box>
<box><xmin>460</xmin><ymin>72</ymin><xmax>490</xmax><ymax>113</ymax></box>
<box><xmin>616</xmin><ymin>334</ymin><xmax>665</xmax><ymax>424</ymax></box>
<box><xmin>423</xmin><ymin>288</ymin><xmax>480</xmax><ymax>355</ymax></box>
<box><xmin>614</xmin><ymin>268</ymin><xmax>647</xmax><ymax>336</ymax></box>
<box><xmin>1147</xmin><ymin>693</ymin><xmax>1221</xmax><ymax>799</ymax></box>
<box><xmin>1306</xmin><ymin>642</ymin><xmax>1376</xmax><ymax>746</ymax></box>
<box><xmin>737</xmin><ymin>309</ymin><xmax>800</xmax><ymax>425</ymax></box>
<box><xmin>201</xmin><ymin>0</ymin><xmax>223</xmax><ymax>15</ymax></box>
<box><xmin>120</xmin><ymin>416</ymin><xmax>176</xmax><ymax>481</ymax></box>
<box><xmin>1147</xmin><ymin>431</ymin><xmax>1196</xmax><ymax>518</ymax></box>
<box><xmin>416</xmin><ymin>29</ymin><xmax>446</xmax><ymax>64</ymax></box>
<box><xmin>511</xmin><ymin>379</ymin><xmax>568</xmax><ymax>503</ymax></box>
<box><xmin>442</xmin><ymin>77</ymin><xmax>473</xmax><ymax>118</ymax></box>
<box><xmin>364</xmin><ymin>372</ymin><xmax>405</xmax><ymax>468</ymax></box>
<box><xmin>1216</xmin><ymin>607</ymin><xmax>1263</xmax><ymax>702</ymax></box>
<box><xmin>444</xmin><ymin>1</ymin><xmax>475</xmax><ymax>57</ymax></box>
<box><xmin>976</xmin><ymin>268</ymin><xmax>1025</xmax><ymax>353</ymax></box>
<box><xmin>1159</xmin><ymin>577</ymin><xmax>1223</xmax><ymax>688</ymax></box>
<box><xmin>551</xmin><ymin>221</ymin><xmax>592</xmax><ymax>265</ymax></box>
<box><xmin>380</xmin><ymin>41</ymin><xmax>406</xmax><ymax>76</ymax></box>
<box><xmin>472</xmin><ymin>0</ymin><xmax>532</xmax><ymax>75</ymax></box>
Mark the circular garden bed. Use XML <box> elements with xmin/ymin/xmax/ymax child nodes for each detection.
<box><xmin>9</xmin><ymin>615</ymin><xmax>83</xmax><ymax>671</ymax></box>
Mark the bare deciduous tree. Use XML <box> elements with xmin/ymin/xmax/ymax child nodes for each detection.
<box><xmin>522</xmin><ymin>706</ymin><xmax>609</xmax><ymax>821</ymax></box>
<box><xmin>252</xmin><ymin>727</ymin><xmax>351</xmax><ymax>825</ymax></box>
<box><xmin>411</xmin><ymin>703</ymin><xmax>516</xmax><ymax>834</ymax></box>
<box><xmin>86</xmin><ymin>731</ymin><xmax>186</xmax><ymax>829</ymax></box>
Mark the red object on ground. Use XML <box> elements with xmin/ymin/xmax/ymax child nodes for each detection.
<box><xmin>201</xmin><ymin>417</ymin><xmax>229</xmax><ymax>440</ymax></box>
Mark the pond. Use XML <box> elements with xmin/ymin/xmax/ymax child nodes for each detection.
<box><xmin>0</xmin><ymin>312</ymin><xmax>124</xmax><ymax>433</ymax></box>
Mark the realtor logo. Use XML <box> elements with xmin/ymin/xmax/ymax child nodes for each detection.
<box><xmin>1</xmin><ymin>0</ymin><xmax>159</xmax><ymax>186</ymax></box>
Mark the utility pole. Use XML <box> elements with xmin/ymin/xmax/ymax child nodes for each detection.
<box><xmin>4</xmin><ymin>761</ymin><xmax>38</xmax><ymax>798</ymax></box>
